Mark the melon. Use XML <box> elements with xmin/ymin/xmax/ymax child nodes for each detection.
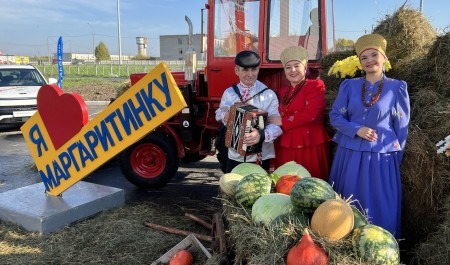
<box><xmin>311</xmin><ymin>199</ymin><xmax>354</xmax><ymax>241</ymax></box>
<box><xmin>352</xmin><ymin>224</ymin><xmax>400</xmax><ymax>265</ymax></box>
<box><xmin>219</xmin><ymin>173</ymin><xmax>244</xmax><ymax>195</ymax></box>
<box><xmin>235</xmin><ymin>173</ymin><xmax>271</xmax><ymax>208</ymax></box>
<box><xmin>290</xmin><ymin>177</ymin><xmax>336</xmax><ymax>213</ymax></box>
<box><xmin>252</xmin><ymin>193</ymin><xmax>293</xmax><ymax>225</ymax></box>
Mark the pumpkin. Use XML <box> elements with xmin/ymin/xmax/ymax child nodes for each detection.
<box><xmin>352</xmin><ymin>224</ymin><xmax>400</xmax><ymax>265</ymax></box>
<box><xmin>251</xmin><ymin>193</ymin><xmax>293</xmax><ymax>225</ymax></box>
<box><xmin>290</xmin><ymin>177</ymin><xmax>336</xmax><ymax>213</ymax></box>
<box><xmin>310</xmin><ymin>199</ymin><xmax>354</xmax><ymax>241</ymax></box>
<box><xmin>234</xmin><ymin>173</ymin><xmax>271</xmax><ymax>208</ymax></box>
<box><xmin>276</xmin><ymin>175</ymin><xmax>301</xmax><ymax>194</ymax></box>
<box><xmin>287</xmin><ymin>228</ymin><xmax>328</xmax><ymax>265</ymax></box>
<box><xmin>169</xmin><ymin>249</ymin><xmax>193</xmax><ymax>265</ymax></box>
<box><xmin>219</xmin><ymin>173</ymin><xmax>244</xmax><ymax>195</ymax></box>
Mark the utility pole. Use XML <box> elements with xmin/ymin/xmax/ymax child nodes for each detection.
<box><xmin>47</xmin><ymin>36</ymin><xmax>50</xmax><ymax>64</ymax></box>
<box><xmin>88</xmin><ymin>23</ymin><xmax>95</xmax><ymax>62</ymax></box>
<box><xmin>331</xmin><ymin>0</ymin><xmax>336</xmax><ymax>51</ymax></box>
<box><xmin>420</xmin><ymin>0</ymin><xmax>423</xmax><ymax>13</ymax></box>
<box><xmin>117</xmin><ymin>0</ymin><xmax>122</xmax><ymax>65</ymax></box>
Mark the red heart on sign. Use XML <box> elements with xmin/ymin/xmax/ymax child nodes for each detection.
<box><xmin>37</xmin><ymin>84</ymin><xmax>88</xmax><ymax>150</ymax></box>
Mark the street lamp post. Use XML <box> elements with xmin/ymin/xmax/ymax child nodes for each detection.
<box><xmin>47</xmin><ymin>36</ymin><xmax>50</xmax><ymax>64</ymax></box>
<box><xmin>117</xmin><ymin>0</ymin><xmax>123</xmax><ymax>65</ymax></box>
<box><xmin>331</xmin><ymin>0</ymin><xmax>336</xmax><ymax>51</ymax></box>
<box><xmin>88</xmin><ymin>22</ymin><xmax>95</xmax><ymax>63</ymax></box>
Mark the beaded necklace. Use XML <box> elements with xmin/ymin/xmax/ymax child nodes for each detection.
<box><xmin>281</xmin><ymin>79</ymin><xmax>306</xmax><ymax>106</ymax></box>
<box><xmin>361</xmin><ymin>77</ymin><xmax>383</xmax><ymax>107</ymax></box>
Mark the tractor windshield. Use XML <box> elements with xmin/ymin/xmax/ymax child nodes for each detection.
<box><xmin>268</xmin><ymin>0</ymin><xmax>320</xmax><ymax>61</ymax></box>
<box><xmin>213</xmin><ymin>0</ymin><xmax>260</xmax><ymax>57</ymax></box>
<box><xmin>212</xmin><ymin>0</ymin><xmax>322</xmax><ymax>61</ymax></box>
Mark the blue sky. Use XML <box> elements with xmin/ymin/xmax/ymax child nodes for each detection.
<box><xmin>0</xmin><ymin>0</ymin><xmax>448</xmax><ymax>57</ymax></box>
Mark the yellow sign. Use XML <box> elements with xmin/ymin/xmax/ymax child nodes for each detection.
<box><xmin>21</xmin><ymin>63</ymin><xmax>187</xmax><ymax>196</ymax></box>
<box><xmin>15</xmin><ymin>56</ymin><xmax>30</xmax><ymax>64</ymax></box>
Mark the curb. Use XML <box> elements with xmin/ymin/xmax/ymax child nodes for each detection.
<box><xmin>85</xmin><ymin>101</ymin><xmax>110</xmax><ymax>106</ymax></box>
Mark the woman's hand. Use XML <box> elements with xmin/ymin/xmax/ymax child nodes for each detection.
<box><xmin>357</xmin><ymin>126</ymin><xmax>378</xmax><ymax>142</ymax></box>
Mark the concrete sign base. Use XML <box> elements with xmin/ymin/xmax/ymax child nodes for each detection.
<box><xmin>0</xmin><ymin>181</ymin><xmax>125</xmax><ymax>234</ymax></box>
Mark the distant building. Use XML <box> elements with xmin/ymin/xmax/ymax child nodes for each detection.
<box><xmin>136</xmin><ymin>37</ymin><xmax>148</xmax><ymax>57</ymax></box>
<box><xmin>52</xmin><ymin>53</ymin><xmax>131</xmax><ymax>64</ymax></box>
<box><xmin>160</xmin><ymin>34</ymin><xmax>206</xmax><ymax>60</ymax></box>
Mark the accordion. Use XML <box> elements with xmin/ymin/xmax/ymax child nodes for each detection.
<box><xmin>225</xmin><ymin>104</ymin><xmax>268</xmax><ymax>156</ymax></box>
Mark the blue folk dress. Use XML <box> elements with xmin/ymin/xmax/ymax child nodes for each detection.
<box><xmin>328</xmin><ymin>76</ymin><xmax>410</xmax><ymax>237</ymax></box>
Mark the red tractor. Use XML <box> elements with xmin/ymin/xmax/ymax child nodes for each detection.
<box><xmin>120</xmin><ymin>0</ymin><xmax>329</xmax><ymax>188</ymax></box>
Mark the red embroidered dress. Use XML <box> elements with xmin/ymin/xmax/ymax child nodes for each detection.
<box><xmin>275</xmin><ymin>79</ymin><xmax>331</xmax><ymax>180</ymax></box>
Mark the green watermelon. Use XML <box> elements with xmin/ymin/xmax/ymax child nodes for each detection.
<box><xmin>290</xmin><ymin>177</ymin><xmax>336</xmax><ymax>213</ymax></box>
<box><xmin>351</xmin><ymin>206</ymin><xmax>368</xmax><ymax>229</ymax></box>
<box><xmin>235</xmin><ymin>173</ymin><xmax>271</xmax><ymax>208</ymax></box>
<box><xmin>272</xmin><ymin>210</ymin><xmax>311</xmax><ymax>227</ymax></box>
<box><xmin>352</xmin><ymin>224</ymin><xmax>400</xmax><ymax>265</ymax></box>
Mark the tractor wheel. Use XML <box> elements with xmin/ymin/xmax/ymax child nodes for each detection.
<box><xmin>119</xmin><ymin>131</ymin><xmax>178</xmax><ymax>188</ymax></box>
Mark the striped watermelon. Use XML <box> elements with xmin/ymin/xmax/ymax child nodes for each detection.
<box><xmin>272</xmin><ymin>211</ymin><xmax>311</xmax><ymax>227</ymax></box>
<box><xmin>290</xmin><ymin>177</ymin><xmax>336</xmax><ymax>213</ymax></box>
<box><xmin>352</xmin><ymin>224</ymin><xmax>400</xmax><ymax>265</ymax></box>
<box><xmin>351</xmin><ymin>206</ymin><xmax>368</xmax><ymax>229</ymax></box>
<box><xmin>235</xmin><ymin>173</ymin><xmax>271</xmax><ymax>208</ymax></box>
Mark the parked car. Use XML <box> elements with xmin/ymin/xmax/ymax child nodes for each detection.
<box><xmin>0</xmin><ymin>64</ymin><xmax>57</xmax><ymax>129</ymax></box>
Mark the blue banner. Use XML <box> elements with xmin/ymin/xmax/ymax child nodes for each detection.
<box><xmin>57</xmin><ymin>36</ymin><xmax>64</xmax><ymax>89</ymax></box>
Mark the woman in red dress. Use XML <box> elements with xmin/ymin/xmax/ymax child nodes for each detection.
<box><xmin>274</xmin><ymin>46</ymin><xmax>330</xmax><ymax>180</ymax></box>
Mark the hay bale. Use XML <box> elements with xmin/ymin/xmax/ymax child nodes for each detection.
<box><xmin>422</xmin><ymin>32</ymin><xmax>450</xmax><ymax>97</ymax></box>
<box><xmin>396</xmin><ymin>32</ymin><xmax>450</xmax><ymax>95</ymax></box>
<box><xmin>410</xmin><ymin>89</ymin><xmax>450</xmax><ymax>140</ymax></box>
<box><xmin>373</xmin><ymin>7</ymin><xmax>437</xmax><ymax>66</ymax></box>
<box><xmin>221</xmin><ymin>196</ymin><xmax>364</xmax><ymax>265</ymax></box>
<box><xmin>411</xmin><ymin>196</ymin><xmax>450</xmax><ymax>265</ymax></box>
<box><xmin>400</xmin><ymin>126</ymin><xmax>450</xmax><ymax>245</ymax></box>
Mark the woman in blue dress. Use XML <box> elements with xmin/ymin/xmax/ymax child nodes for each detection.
<box><xmin>328</xmin><ymin>34</ymin><xmax>410</xmax><ymax>237</ymax></box>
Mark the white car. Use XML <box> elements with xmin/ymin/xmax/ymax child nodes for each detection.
<box><xmin>0</xmin><ymin>64</ymin><xmax>57</xmax><ymax>128</ymax></box>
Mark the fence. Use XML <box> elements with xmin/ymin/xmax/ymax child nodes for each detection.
<box><xmin>35</xmin><ymin>60</ymin><xmax>206</xmax><ymax>78</ymax></box>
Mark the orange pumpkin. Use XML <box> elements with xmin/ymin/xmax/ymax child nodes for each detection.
<box><xmin>169</xmin><ymin>249</ymin><xmax>193</xmax><ymax>265</ymax></box>
<box><xmin>287</xmin><ymin>228</ymin><xmax>328</xmax><ymax>265</ymax></box>
<box><xmin>276</xmin><ymin>175</ymin><xmax>301</xmax><ymax>194</ymax></box>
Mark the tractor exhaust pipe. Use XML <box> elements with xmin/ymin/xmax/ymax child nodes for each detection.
<box><xmin>184</xmin><ymin>16</ymin><xmax>196</xmax><ymax>82</ymax></box>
